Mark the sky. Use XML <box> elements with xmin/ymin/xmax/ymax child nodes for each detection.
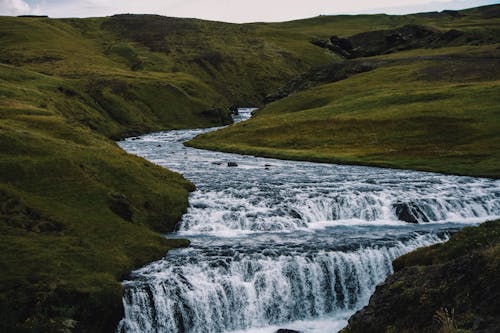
<box><xmin>0</xmin><ymin>0</ymin><xmax>498</xmax><ymax>22</ymax></box>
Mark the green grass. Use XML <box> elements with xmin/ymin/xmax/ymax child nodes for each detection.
<box><xmin>1</xmin><ymin>4</ymin><xmax>500</xmax><ymax>332</ymax></box>
<box><xmin>187</xmin><ymin>6</ymin><xmax>500</xmax><ymax>178</ymax></box>
<box><xmin>188</xmin><ymin>46</ymin><xmax>500</xmax><ymax>178</ymax></box>
<box><xmin>0</xmin><ymin>64</ymin><xmax>197</xmax><ymax>332</ymax></box>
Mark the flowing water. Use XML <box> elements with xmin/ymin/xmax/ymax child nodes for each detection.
<box><xmin>117</xmin><ymin>109</ymin><xmax>500</xmax><ymax>333</ymax></box>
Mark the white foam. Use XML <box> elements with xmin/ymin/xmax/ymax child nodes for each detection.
<box><xmin>119</xmin><ymin>234</ymin><xmax>448</xmax><ymax>333</ymax></box>
<box><xmin>227</xmin><ymin>314</ymin><xmax>349</xmax><ymax>333</ymax></box>
<box><xmin>117</xmin><ymin>108</ymin><xmax>500</xmax><ymax>333</ymax></box>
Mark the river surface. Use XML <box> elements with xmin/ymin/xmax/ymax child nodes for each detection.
<box><xmin>117</xmin><ymin>109</ymin><xmax>500</xmax><ymax>333</ymax></box>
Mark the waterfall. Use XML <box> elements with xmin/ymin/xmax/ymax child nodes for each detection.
<box><xmin>117</xmin><ymin>108</ymin><xmax>499</xmax><ymax>333</ymax></box>
<box><xmin>118</xmin><ymin>233</ymin><xmax>448</xmax><ymax>333</ymax></box>
<box><xmin>177</xmin><ymin>187</ymin><xmax>500</xmax><ymax>235</ymax></box>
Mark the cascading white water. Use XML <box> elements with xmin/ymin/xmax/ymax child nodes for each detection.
<box><xmin>118</xmin><ymin>108</ymin><xmax>500</xmax><ymax>333</ymax></box>
<box><xmin>178</xmin><ymin>185</ymin><xmax>499</xmax><ymax>235</ymax></box>
<box><xmin>118</xmin><ymin>233</ymin><xmax>447</xmax><ymax>333</ymax></box>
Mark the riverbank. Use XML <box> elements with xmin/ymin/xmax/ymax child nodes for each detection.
<box><xmin>0</xmin><ymin>116</ymin><xmax>196</xmax><ymax>332</ymax></box>
<box><xmin>118</xmin><ymin>118</ymin><xmax>499</xmax><ymax>333</ymax></box>
<box><xmin>188</xmin><ymin>6</ymin><xmax>500</xmax><ymax>178</ymax></box>
<box><xmin>341</xmin><ymin>219</ymin><xmax>500</xmax><ymax>333</ymax></box>
<box><xmin>187</xmin><ymin>47</ymin><xmax>500</xmax><ymax>179</ymax></box>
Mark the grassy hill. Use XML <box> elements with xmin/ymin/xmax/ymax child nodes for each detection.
<box><xmin>0</xmin><ymin>14</ymin><xmax>335</xmax><ymax>332</ymax></box>
<box><xmin>1</xmin><ymin>4</ymin><xmax>500</xmax><ymax>332</ymax></box>
<box><xmin>188</xmin><ymin>5</ymin><xmax>500</xmax><ymax>178</ymax></box>
<box><xmin>0</xmin><ymin>63</ymin><xmax>198</xmax><ymax>332</ymax></box>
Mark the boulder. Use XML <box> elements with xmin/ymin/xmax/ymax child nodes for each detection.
<box><xmin>227</xmin><ymin>162</ymin><xmax>238</xmax><ymax>167</ymax></box>
<box><xmin>229</xmin><ymin>105</ymin><xmax>239</xmax><ymax>115</ymax></box>
<box><xmin>393</xmin><ymin>202</ymin><xmax>430</xmax><ymax>224</ymax></box>
<box><xmin>275</xmin><ymin>329</ymin><xmax>302</xmax><ymax>333</ymax></box>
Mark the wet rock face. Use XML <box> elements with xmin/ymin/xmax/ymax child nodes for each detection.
<box><xmin>275</xmin><ymin>329</ymin><xmax>302</xmax><ymax>333</ymax></box>
<box><xmin>229</xmin><ymin>105</ymin><xmax>239</xmax><ymax>115</ymax></box>
<box><xmin>393</xmin><ymin>202</ymin><xmax>430</xmax><ymax>224</ymax></box>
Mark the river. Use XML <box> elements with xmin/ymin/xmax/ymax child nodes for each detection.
<box><xmin>117</xmin><ymin>109</ymin><xmax>500</xmax><ymax>333</ymax></box>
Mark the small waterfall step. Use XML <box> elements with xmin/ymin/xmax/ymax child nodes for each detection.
<box><xmin>117</xmin><ymin>108</ymin><xmax>500</xmax><ymax>333</ymax></box>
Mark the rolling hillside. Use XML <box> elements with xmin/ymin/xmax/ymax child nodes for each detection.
<box><xmin>1</xmin><ymin>4</ymin><xmax>499</xmax><ymax>332</ymax></box>
<box><xmin>188</xmin><ymin>5</ymin><xmax>500</xmax><ymax>178</ymax></box>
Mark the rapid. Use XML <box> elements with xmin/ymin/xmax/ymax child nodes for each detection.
<box><xmin>117</xmin><ymin>109</ymin><xmax>500</xmax><ymax>333</ymax></box>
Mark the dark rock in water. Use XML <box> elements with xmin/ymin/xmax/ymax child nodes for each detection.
<box><xmin>229</xmin><ymin>105</ymin><xmax>239</xmax><ymax>115</ymax></box>
<box><xmin>192</xmin><ymin>202</ymin><xmax>209</xmax><ymax>209</ymax></box>
<box><xmin>212</xmin><ymin>161</ymin><xmax>222</xmax><ymax>165</ymax></box>
<box><xmin>131</xmin><ymin>137</ymin><xmax>140</xmax><ymax>141</ymax></box>
<box><xmin>265</xmin><ymin>164</ymin><xmax>272</xmax><ymax>167</ymax></box>
<box><xmin>289</xmin><ymin>209</ymin><xmax>302</xmax><ymax>219</ymax></box>
<box><xmin>157</xmin><ymin>144</ymin><xmax>162</xmax><ymax>147</ymax></box>
<box><xmin>393</xmin><ymin>202</ymin><xmax>430</xmax><ymax>223</ymax></box>
<box><xmin>275</xmin><ymin>329</ymin><xmax>302</xmax><ymax>333</ymax></box>
<box><xmin>201</xmin><ymin>107</ymin><xmax>233</xmax><ymax>125</ymax></box>
<box><xmin>227</xmin><ymin>162</ymin><xmax>238</xmax><ymax>167</ymax></box>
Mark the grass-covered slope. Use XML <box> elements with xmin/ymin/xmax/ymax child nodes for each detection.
<box><xmin>341</xmin><ymin>219</ymin><xmax>500</xmax><ymax>333</ymax></box>
<box><xmin>0</xmin><ymin>16</ymin><xmax>237</xmax><ymax>139</ymax></box>
<box><xmin>0</xmin><ymin>64</ymin><xmax>196</xmax><ymax>332</ymax></box>
<box><xmin>188</xmin><ymin>6</ymin><xmax>500</xmax><ymax>178</ymax></box>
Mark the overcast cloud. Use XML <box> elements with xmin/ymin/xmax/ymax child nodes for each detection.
<box><xmin>1</xmin><ymin>0</ymin><xmax>498</xmax><ymax>22</ymax></box>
